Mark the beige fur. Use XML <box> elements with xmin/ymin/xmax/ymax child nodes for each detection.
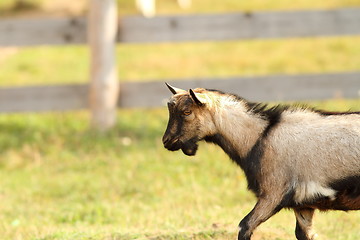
<box><xmin>267</xmin><ymin>111</ymin><xmax>360</xmax><ymax>203</ymax></box>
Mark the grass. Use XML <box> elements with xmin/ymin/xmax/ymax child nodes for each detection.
<box><xmin>1</xmin><ymin>1</ymin><xmax>360</xmax><ymax>239</ymax></box>
<box><xmin>1</xmin><ymin>36</ymin><xmax>360</xmax><ymax>87</ymax></box>
<box><xmin>0</xmin><ymin>99</ymin><xmax>360</xmax><ymax>240</ymax></box>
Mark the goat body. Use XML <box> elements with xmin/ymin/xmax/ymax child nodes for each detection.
<box><xmin>162</xmin><ymin>84</ymin><xmax>360</xmax><ymax>240</ymax></box>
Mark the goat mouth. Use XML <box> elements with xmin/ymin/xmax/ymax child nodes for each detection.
<box><xmin>164</xmin><ymin>137</ymin><xmax>199</xmax><ymax>156</ymax></box>
<box><xmin>164</xmin><ymin>139</ymin><xmax>183</xmax><ymax>151</ymax></box>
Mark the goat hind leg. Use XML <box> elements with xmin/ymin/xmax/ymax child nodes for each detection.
<box><xmin>294</xmin><ymin>208</ymin><xmax>317</xmax><ymax>240</ymax></box>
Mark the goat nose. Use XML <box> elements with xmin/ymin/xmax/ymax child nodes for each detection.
<box><xmin>162</xmin><ymin>135</ymin><xmax>171</xmax><ymax>145</ymax></box>
<box><xmin>163</xmin><ymin>135</ymin><xmax>179</xmax><ymax>148</ymax></box>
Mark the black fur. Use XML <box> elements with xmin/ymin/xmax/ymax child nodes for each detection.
<box><xmin>204</xmin><ymin>133</ymin><xmax>264</xmax><ymax>196</ymax></box>
<box><xmin>163</xmin><ymin>102</ymin><xmax>186</xmax><ymax>149</ymax></box>
<box><xmin>238</xmin><ymin>211</ymin><xmax>253</xmax><ymax>240</ymax></box>
<box><xmin>330</xmin><ymin>175</ymin><xmax>360</xmax><ymax>198</ymax></box>
<box><xmin>295</xmin><ymin>222</ymin><xmax>309</xmax><ymax>240</ymax></box>
<box><xmin>316</xmin><ymin>110</ymin><xmax>360</xmax><ymax>116</ymax></box>
<box><xmin>168</xmin><ymin>109</ymin><xmax>185</xmax><ymax>138</ymax></box>
<box><xmin>275</xmin><ymin>189</ymin><xmax>296</xmax><ymax>211</ymax></box>
<box><xmin>246</xmin><ymin>103</ymin><xmax>289</xmax><ymax>137</ymax></box>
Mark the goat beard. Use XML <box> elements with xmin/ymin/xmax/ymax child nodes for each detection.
<box><xmin>181</xmin><ymin>138</ymin><xmax>199</xmax><ymax>156</ymax></box>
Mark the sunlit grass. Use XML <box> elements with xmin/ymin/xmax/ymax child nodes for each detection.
<box><xmin>1</xmin><ymin>36</ymin><xmax>360</xmax><ymax>86</ymax></box>
<box><xmin>118</xmin><ymin>36</ymin><xmax>360</xmax><ymax>81</ymax></box>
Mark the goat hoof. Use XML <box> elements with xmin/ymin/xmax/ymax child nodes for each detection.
<box><xmin>237</xmin><ymin>232</ymin><xmax>250</xmax><ymax>240</ymax></box>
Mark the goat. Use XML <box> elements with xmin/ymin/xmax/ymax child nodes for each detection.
<box><xmin>162</xmin><ymin>83</ymin><xmax>360</xmax><ymax>240</ymax></box>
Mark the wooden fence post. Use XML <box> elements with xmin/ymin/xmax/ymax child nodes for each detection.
<box><xmin>88</xmin><ymin>0</ymin><xmax>119</xmax><ymax>131</ymax></box>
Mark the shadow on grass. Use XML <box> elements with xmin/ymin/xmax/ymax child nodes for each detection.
<box><xmin>103</xmin><ymin>230</ymin><xmax>236</xmax><ymax>240</ymax></box>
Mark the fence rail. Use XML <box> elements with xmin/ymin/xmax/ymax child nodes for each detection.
<box><xmin>1</xmin><ymin>8</ymin><xmax>360</xmax><ymax>46</ymax></box>
<box><xmin>1</xmin><ymin>72</ymin><xmax>359</xmax><ymax>113</ymax></box>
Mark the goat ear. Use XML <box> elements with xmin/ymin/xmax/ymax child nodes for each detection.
<box><xmin>165</xmin><ymin>82</ymin><xmax>185</xmax><ymax>95</ymax></box>
<box><xmin>189</xmin><ymin>89</ymin><xmax>204</xmax><ymax>106</ymax></box>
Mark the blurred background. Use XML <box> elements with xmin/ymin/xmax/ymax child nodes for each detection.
<box><xmin>0</xmin><ymin>0</ymin><xmax>360</xmax><ymax>239</ymax></box>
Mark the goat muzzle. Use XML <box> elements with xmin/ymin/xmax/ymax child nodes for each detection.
<box><xmin>163</xmin><ymin>137</ymin><xmax>182</xmax><ymax>151</ymax></box>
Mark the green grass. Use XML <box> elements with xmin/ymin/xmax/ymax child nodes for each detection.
<box><xmin>0</xmin><ymin>99</ymin><xmax>360</xmax><ymax>240</ymax></box>
<box><xmin>1</xmin><ymin>36</ymin><xmax>360</xmax><ymax>87</ymax></box>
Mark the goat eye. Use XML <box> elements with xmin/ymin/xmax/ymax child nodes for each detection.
<box><xmin>183</xmin><ymin>110</ymin><xmax>192</xmax><ymax>116</ymax></box>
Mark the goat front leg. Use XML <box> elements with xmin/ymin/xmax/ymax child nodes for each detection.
<box><xmin>238</xmin><ymin>197</ymin><xmax>282</xmax><ymax>240</ymax></box>
<box><xmin>294</xmin><ymin>208</ymin><xmax>317</xmax><ymax>240</ymax></box>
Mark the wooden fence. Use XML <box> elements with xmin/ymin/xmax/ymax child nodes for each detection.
<box><xmin>0</xmin><ymin>7</ymin><xmax>360</xmax><ymax>113</ymax></box>
<box><xmin>1</xmin><ymin>8</ymin><xmax>360</xmax><ymax>46</ymax></box>
<box><xmin>1</xmin><ymin>72</ymin><xmax>359</xmax><ymax>113</ymax></box>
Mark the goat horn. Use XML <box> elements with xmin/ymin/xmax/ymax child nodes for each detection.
<box><xmin>189</xmin><ymin>89</ymin><xmax>203</xmax><ymax>106</ymax></box>
<box><xmin>165</xmin><ymin>82</ymin><xmax>185</xmax><ymax>95</ymax></box>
